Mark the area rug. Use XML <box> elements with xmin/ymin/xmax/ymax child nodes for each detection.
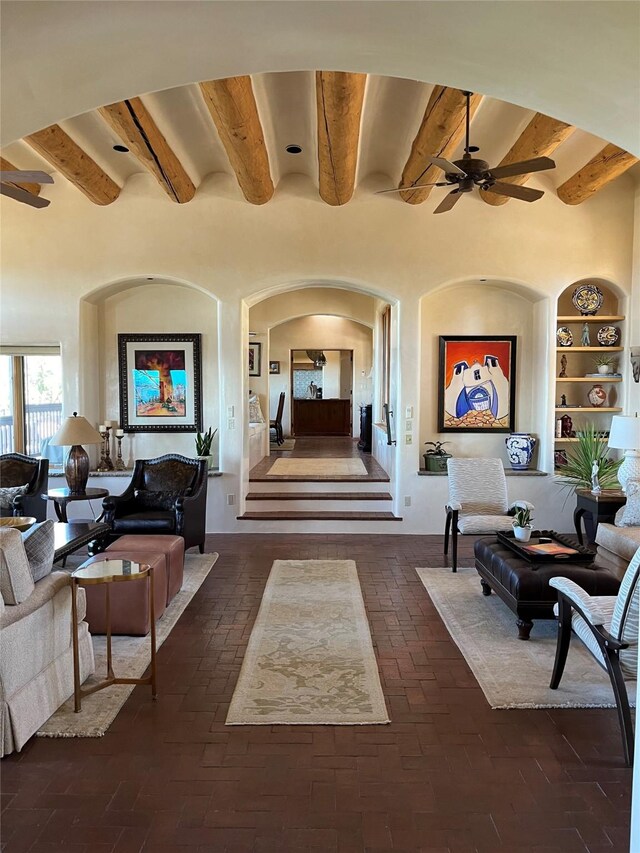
<box><xmin>226</xmin><ymin>559</ymin><xmax>389</xmax><ymax>725</ymax></box>
<box><xmin>416</xmin><ymin>567</ymin><xmax>637</xmax><ymax>710</ymax></box>
<box><xmin>267</xmin><ymin>458</ymin><xmax>367</xmax><ymax>477</ymax></box>
<box><xmin>270</xmin><ymin>438</ymin><xmax>296</xmax><ymax>451</ymax></box>
<box><xmin>37</xmin><ymin>552</ymin><xmax>219</xmax><ymax>738</ymax></box>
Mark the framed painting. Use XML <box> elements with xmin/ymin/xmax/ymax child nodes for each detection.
<box><xmin>437</xmin><ymin>336</ymin><xmax>517</xmax><ymax>432</ymax></box>
<box><xmin>269</xmin><ymin>360</ymin><xmax>280</xmax><ymax>375</ymax></box>
<box><xmin>118</xmin><ymin>333</ymin><xmax>202</xmax><ymax>432</ymax></box>
<box><xmin>249</xmin><ymin>342</ymin><xmax>262</xmax><ymax>377</ymax></box>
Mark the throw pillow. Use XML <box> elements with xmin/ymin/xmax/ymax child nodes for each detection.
<box><xmin>134</xmin><ymin>489</ymin><xmax>181</xmax><ymax>511</ymax></box>
<box><xmin>22</xmin><ymin>519</ymin><xmax>55</xmax><ymax>582</ymax></box>
<box><xmin>0</xmin><ymin>528</ymin><xmax>35</xmax><ymax>604</ymax></box>
<box><xmin>0</xmin><ymin>484</ymin><xmax>27</xmax><ymax>509</ymax></box>
<box><xmin>616</xmin><ymin>480</ymin><xmax>640</xmax><ymax>527</ymax></box>
<box><xmin>249</xmin><ymin>399</ymin><xmax>265</xmax><ymax>423</ymax></box>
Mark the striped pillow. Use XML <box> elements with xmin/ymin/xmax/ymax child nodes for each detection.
<box><xmin>21</xmin><ymin>519</ymin><xmax>55</xmax><ymax>582</ymax></box>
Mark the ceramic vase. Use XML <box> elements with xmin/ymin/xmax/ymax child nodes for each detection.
<box><xmin>513</xmin><ymin>526</ymin><xmax>532</xmax><ymax>542</ymax></box>
<box><xmin>505</xmin><ymin>433</ymin><xmax>537</xmax><ymax>471</ymax></box>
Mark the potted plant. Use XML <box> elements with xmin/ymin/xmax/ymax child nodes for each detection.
<box><xmin>593</xmin><ymin>353</ymin><xmax>617</xmax><ymax>375</ymax></box>
<box><xmin>423</xmin><ymin>440</ymin><xmax>452</xmax><ymax>473</ymax></box>
<box><xmin>555</xmin><ymin>424</ymin><xmax>621</xmax><ymax>491</ymax></box>
<box><xmin>512</xmin><ymin>505</ymin><xmax>534</xmax><ymax>542</ymax></box>
<box><xmin>195</xmin><ymin>427</ymin><xmax>217</xmax><ymax>469</ymax></box>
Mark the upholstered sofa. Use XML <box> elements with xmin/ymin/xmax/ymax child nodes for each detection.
<box><xmin>596</xmin><ymin>523</ymin><xmax>640</xmax><ymax>577</ymax></box>
<box><xmin>0</xmin><ymin>453</ymin><xmax>49</xmax><ymax>522</ymax></box>
<box><xmin>0</xmin><ymin>524</ymin><xmax>94</xmax><ymax>756</ymax></box>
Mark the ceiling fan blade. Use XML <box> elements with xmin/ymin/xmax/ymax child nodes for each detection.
<box><xmin>0</xmin><ymin>182</ymin><xmax>51</xmax><ymax>208</ymax></box>
<box><xmin>429</xmin><ymin>157</ymin><xmax>467</xmax><ymax>177</ymax></box>
<box><xmin>484</xmin><ymin>182</ymin><xmax>544</xmax><ymax>202</ymax></box>
<box><xmin>433</xmin><ymin>189</ymin><xmax>463</xmax><ymax>214</ymax></box>
<box><xmin>375</xmin><ymin>182</ymin><xmax>451</xmax><ymax>195</ymax></box>
<box><xmin>488</xmin><ymin>156</ymin><xmax>556</xmax><ymax>180</ymax></box>
<box><xmin>0</xmin><ymin>170</ymin><xmax>54</xmax><ymax>184</ymax></box>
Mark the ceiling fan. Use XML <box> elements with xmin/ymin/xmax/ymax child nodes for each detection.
<box><xmin>378</xmin><ymin>91</ymin><xmax>556</xmax><ymax>213</ymax></box>
<box><xmin>0</xmin><ymin>170</ymin><xmax>53</xmax><ymax>208</ymax></box>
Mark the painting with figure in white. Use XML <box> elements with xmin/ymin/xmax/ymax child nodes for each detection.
<box><xmin>438</xmin><ymin>336</ymin><xmax>517</xmax><ymax>433</ymax></box>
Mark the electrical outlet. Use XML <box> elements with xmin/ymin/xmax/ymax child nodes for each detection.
<box><xmin>405</xmin><ymin>419</ymin><xmax>413</xmax><ymax>431</ymax></box>
<box><xmin>405</xmin><ymin>434</ymin><xmax>412</xmax><ymax>445</ymax></box>
<box><xmin>404</xmin><ymin>496</ymin><xmax>411</xmax><ymax>507</ymax></box>
<box><xmin>226</xmin><ymin>494</ymin><xmax>235</xmax><ymax>506</ymax></box>
<box><xmin>227</xmin><ymin>418</ymin><xmax>235</xmax><ymax>430</ymax></box>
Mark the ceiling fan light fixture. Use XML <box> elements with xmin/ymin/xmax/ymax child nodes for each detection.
<box><xmin>113</xmin><ymin>144</ymin><xmax>130</xmax><ymax>153</ymax></box>
<box><xmin>286</xmin><ymin>144</ymin><xmax>303</xmax><ymax>154</ymax></box>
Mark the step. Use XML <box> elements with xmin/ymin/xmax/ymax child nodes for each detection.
<box><xmin>245</xmin><ymin>492</ymin><xmax>394</xmax><ymax>513</ymax></box>
<box><xmin>246</xmin><ymin>491</ymin><xmax>393</xmax><ymax>501</ymax></box>
<box><xmin>238</xmin><ymin>511</ymin><xmax>402</xmax><ymax>522</ymax></box>
<box><xmin>246</xmin><ymin>479</ymin><xmax>390</xmax><ymax>493</ymax></box>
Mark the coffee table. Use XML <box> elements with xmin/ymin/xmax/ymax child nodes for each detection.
<box><xmin>53</xmin><ymin>521</ymin><xmax>110</xmax><ymax>564</ymax></box>
<box><xmin>474</xmin><ymin>535</ymin><xmax>620</xmax><ymax>639</ymax></box>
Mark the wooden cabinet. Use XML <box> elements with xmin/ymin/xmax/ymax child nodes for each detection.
<box><xmin>293</xmin><ymin>399</ymin><xmax>351</xmax><ymax>436</ymax></box>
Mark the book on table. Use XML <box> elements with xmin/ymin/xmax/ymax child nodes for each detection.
<box><xmin>520</xmin><ymin>541</ymin><xmax>578</xmax><ymax>557</ymax></box>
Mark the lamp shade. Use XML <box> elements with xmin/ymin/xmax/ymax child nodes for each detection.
<box><xmin>608</xmin><ymin>415</ymin><xmax>640</xmax><ymax>450</ymax></box>
<box><xmin>50</xmin><ymin>412</ymin><xmax>102</xmax><ymax>446</ymax></box>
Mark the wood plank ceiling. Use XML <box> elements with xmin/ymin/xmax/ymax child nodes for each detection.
<box><xmin>2</xmin><ymin>72</ymin><xmax>638</xmax><ymax>209</ymax></box>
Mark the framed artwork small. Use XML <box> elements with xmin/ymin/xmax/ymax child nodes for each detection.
<box><xmin>269</xmin><ymin>360</ymin><xmax>280</xmax><ymax>375</ymax></box>
<box><xmin>249</xmin><ymin>342</ymin><xmax>262</xmax><ymax>377</ymax></box>
<box><xmin>438</xmin><ymin>335</ymin><xmax>517</xmax><ymax>433</ymax></box>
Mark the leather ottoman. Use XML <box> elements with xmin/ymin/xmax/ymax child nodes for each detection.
<box><xmin>79</xmin><ymin>553</ymin><xmax>167</xmax><ymax>636</ymax></box>
<box><xmin>474</xmin><ymin>536</ymin><xmax>621</xmax><ymax>639</ymax></box>
<box><xmin>106</xmin><ymin>535</ymin><xmax>184</xmax><ymax>605</ymax></box>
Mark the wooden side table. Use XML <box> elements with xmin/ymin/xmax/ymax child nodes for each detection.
<box><xmin>574</xmin><ymin>488</ymin><xmax>626</xmax><ymax>545</ymax></box>
<box><xmin>43</xmin><ymin>487</ymin><xmax>109</xmax><ymax>523</ymax></box>
<box><xmin>70</xmin><ymin>559</ymin><xmax>157</xmax><ymax>712</ymax></box>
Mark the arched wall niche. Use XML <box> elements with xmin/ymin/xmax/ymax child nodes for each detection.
<box><xmin>80</xmin><ymin>276</ymin><xmax>220</xmax><ymax>464</ymax></box>
<box><xmin>420</xmin><ymin>278</ymin><xmax>550</xmax><ymax>466</ymax></box>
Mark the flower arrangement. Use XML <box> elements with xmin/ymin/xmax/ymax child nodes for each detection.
<box><xmin>423</xmin><ymin>440</ymin><xmax>452</xmax><ymax>472</ymax></box>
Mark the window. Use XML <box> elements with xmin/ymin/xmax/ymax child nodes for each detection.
<box><xmin>0</xmin><ymin>348</ymin><xmax>62</xmax><ymax>456</ymax></box>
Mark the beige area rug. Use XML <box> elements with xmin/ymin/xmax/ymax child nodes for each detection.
<box><xmin>267</xmin><ymin>458</ymin><xmax>367</xmax><ymax>476</ymax></box>
<box><xmin>37</xmin><ymin>553</ymin><xmax>219</xmax><ymax>738</ymax></box>
<box><xmin>270</xmin><ymin>438</ymin><xmax>296</xmax><ymax>451</ymax></box>
<box><xmin>416</xmin><ymin>567</ymin><xmax>636</xmax><ymax>710</ymax></box>
<box><xmin>226</xmin><ymin>559</ymin><xmax>389</xmax><ymax>725</ymax></box>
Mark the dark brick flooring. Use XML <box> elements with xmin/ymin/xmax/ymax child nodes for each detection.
<box><xmin>1</xmin><ymin>534</ymin><xmax>632</xmax><ymax>853</ymax></box>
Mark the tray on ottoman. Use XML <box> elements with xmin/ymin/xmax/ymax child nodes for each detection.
<box><xmin>497</xmin><ymin>529</ymin><xmax>596</xmax><ymax>564</ymax></box>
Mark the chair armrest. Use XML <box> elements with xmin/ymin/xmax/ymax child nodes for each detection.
<box><xmin>549</xmin><ymin>577</ymin><xmax>608</xmax><ymax>625</ymax></box>
<box><xmin>509</xmin><ymin>500</ymin><xmax>535</xmax><ymax>512</ymax></box>
<box><xmin>446</xmin><ymin>500</ymin><xmax>462</xmax><ymax>512</ymax></box>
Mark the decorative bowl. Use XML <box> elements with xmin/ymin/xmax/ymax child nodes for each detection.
<box><xmin>0</xmin><ymin>516</ymin><xmax>36</xmax><ymax>532</ymax></box>
<box><xmin>572</xmin><ymin>283</ymin><xmax>604</xmax><ymax>316</ymax></box>
<box><xmin>556</xmin><ymin>327</ymin><xmax>573</xmax><ymax>347</ymax></box>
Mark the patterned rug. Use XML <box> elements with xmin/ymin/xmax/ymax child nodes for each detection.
<box><xmin>37</xmin><ymin>553</ymin><xmax>219</xmax><ymax>738</ymax></box>
<box><xmin>226</xmin><ymin>559</ymin><xmax>389</xmax><ymax>725</ymax></box>
<box><xmin>267</xmin><ymin>458</ymin><xmax>367</xmax><ymax>477</ymax></box>
<box><xmin>416</xmin><ymin>567</ymin><xmax>636</xmax><ymax>709</ymax></box>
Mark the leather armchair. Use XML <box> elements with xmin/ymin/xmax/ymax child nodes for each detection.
<box><xmin>102</xmin><ymin>454</ymin><xmax>208</xmax><ymax>553</ymax></box>
<box><xmin>0</xmin><ymin>453</ymin><xmax>49</xmax><ymax>522</ymax></box>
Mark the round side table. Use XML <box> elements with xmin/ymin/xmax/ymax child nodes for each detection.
<box><xmin>43</xmin><ymin>487</ymin><xmax>109</xmax><ymax>522</ymax></box>
<box><xmin>70</xmin><ymin>558</ymin><xmax>157</xmax><ymax>712</ymax></box>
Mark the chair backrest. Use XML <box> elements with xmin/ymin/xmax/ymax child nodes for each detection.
<box><xmin>446</xmin><ymin>457</ymin><xmax>509</xmax><ymax>515</ymax></box>
<box><xmin>610</xmin><ymin>545</ymin><xmax>640</xmax><ymax>677</ymax></box>
<box><xmin>136</xmin><ymin>454</ymin><xmax>203</xmax><ymax>493</ymax></box>
<box><xmin>274</xmin><ymin>391</ymin><xmax>285</xmax><ymax>425</ymax></box>
<box><xmin>0</xmin><ymin>453</ymin><xmax>46</xmax><ymax>490</ymax></box>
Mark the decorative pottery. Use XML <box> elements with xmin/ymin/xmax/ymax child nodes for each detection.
<box><xmin>587</xmin><ymin>384</ymin><xmax>607</xmax><ymax>407</ymax></box>
<box><xmin>423</xmin><ymin>453</ymin><xmax>452</xmax><ymax>473</ymax></box>
<box><xmin>597</xmin><ymin>364</ymin><xmax>612</xmax><ymax>375</ymax></box>
<box><xmin>572</xmin><ymin>283</ymin><xmax>604</xmax><ymax>316</ymax></box>
<box><xmin>597</xmin><ymin>325</ymin><xmax>620</xmax><ymax>346</ymax></box>
<box><xmin>505</xmin><ymin>433</ymin><xmax>537</xmax><ymax>470</ymax></box>
<box><xmin>513</xmin><ymin>526</ymin><xmax>532</xmax><ymax>542</ymax></box>
<box><xmin>556</xmin><ymin>327</ymin><xmax>573</xmax><ymax>347</ymax></box>
<box><xmin>560</xmin><ymin>414</ymin><xmax>573</xmax><ymax>437</ymax></box>
<box><xmin>0</xmin><ymin>516</ymin><xmax>36</xmax><ymax>532</ymax></box>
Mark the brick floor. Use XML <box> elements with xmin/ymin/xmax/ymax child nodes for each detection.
<box><xmin>1</xmin><ymin>534</ymin><xmax>632</xmax><ymax>852</ymax></box>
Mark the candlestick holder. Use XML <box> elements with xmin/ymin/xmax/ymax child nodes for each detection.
<box><xmin>96</xmin><ymin>428</ymin><xmax>110</xmax><ymax>471</ymax></box>
<box><xmin>103</xmin><ymin>425</ymin><xmax>114</xmax><ymax>470</ymax></box>
<box><xmin>114</xmin><ymin>433</ymin><xmax>127</xmax><ymax>470</ymax></box>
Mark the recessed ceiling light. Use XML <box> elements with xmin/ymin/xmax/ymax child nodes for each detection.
<box><xmin>147</xmin><ymin>276</ymin><xmax>154</xmax><ymax>281</ymax></box>
<box><xmin>113</xmin><ymin>144</ymin><xmax>129</xmax><ymax>153</ymax></box>
<box><xmin>480</xmin><ymin>278</ymin><xmax>487</xmax><ymax>282</ymax></box>
<box><xmin>285</xmin><ymin>144</ymin><xmax>303</xmax><ymax>154</ymax></box>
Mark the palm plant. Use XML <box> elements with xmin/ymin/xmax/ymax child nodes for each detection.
<box><xmin>556</xmin><ymin>424</ymin><xmax>621</xmax><ymax>491</ymax></box>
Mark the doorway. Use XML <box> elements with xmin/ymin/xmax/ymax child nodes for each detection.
<box><xmin>290</xmin><ymin>349</ymin><xmax>352</xmax><ymax>436</ymax></box>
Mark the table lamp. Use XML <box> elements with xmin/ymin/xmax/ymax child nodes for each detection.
<box><xmin>607</xmin><ymin>414</ymin><xmax>640</xmax><ymax>492</ymax></box>
<box><xmin>49</xmin><ymin>412</ymin><xmax>103</xmax><ymax>495</ymax></box>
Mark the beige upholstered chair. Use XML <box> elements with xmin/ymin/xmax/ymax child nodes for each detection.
<box><xmin>549</xmin><ymin>545</ymin><xmax>640</xmax><ymax>766</ymax></box>
<box><xmin>444</xmin><ymin>457</ymin><xmax>534</xmax><ymax>572</ymax></box>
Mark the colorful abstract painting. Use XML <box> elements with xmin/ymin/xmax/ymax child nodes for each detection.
<box><xmin>133</xmin><ymin>350</ymin><xmax>187</xmax><ymax>417</ymax></box>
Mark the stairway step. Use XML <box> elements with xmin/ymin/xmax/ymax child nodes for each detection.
<box><xmin>249</xmin><ymin>475</ymin><xmax>390</xmax><ymax>483</ymax></box>
<box><xmin>246</xmin><ymin>491</ymin><xmax>393</xmax><ymax>501</ymax></box>
<box><xmin>250</xmin><ymin>480</ymin><xmax>389</xmax><ymax>493</ymax></box>
<box><xmin>238</xmin><ymin>511</ymin><xmax>402</xmax><ymax>521</ymax></box>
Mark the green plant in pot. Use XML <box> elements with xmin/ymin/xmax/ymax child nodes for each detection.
<box><xmin>593</xmin><ymin>353</ymin><xmax>617</xmax><ymax>375</ymax></box>
<box><xmin>195</xmin><ymin>427</ymin><xmax>217</xmax><ymax>468</ymax></box>
<box><xmin>423</xmin><ymin>441</ymin><xmax>452</xmax><ymax>473</ymax></box>
<box><xmin>556</xmin><ymin>424</ymin><xmax>621</xmax><ymax>491</ymax></box>
<box><xmin>512</xmin><ymin>505</ymin><xmax>534</xmax><ymax>542</ymax></box>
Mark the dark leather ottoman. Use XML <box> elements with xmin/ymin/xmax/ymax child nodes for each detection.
<box><xmin>474</xmin><ymin>537</ymin><xmax>621</xmax><ymax>639</ymax></box>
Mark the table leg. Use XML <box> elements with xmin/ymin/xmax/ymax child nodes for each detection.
<box><xmin>106</xmin><ymin>584</ymin><xmax>114</xmax><ymax>680</ymax></box>
<box><xmin>480</xmin><ymin>579</ymin><xmax>492</xmax><ymax>596</ymax></box>
<box><xmin>573</xmin><ymin>506</ymin><xmax>585</xmax><ymax>546</ymax></box>
<box><xmin>517</xmin><ymin>618</ymin><xmax>533</xmax><ymax>640</ymax></box>
<box><xmin>54</xmin><ymin>500</ymin><xmax>68</xmax><ymax>522</ymax></box>
<box><xmin>71</xmin><ymin>581</ymin><xmax>81</xmax><ymax>713</ymax></box>
<box><xmin>149</xmin><ymin>568</ymin><xmax>157</xmax><ymax>699</ymax></box>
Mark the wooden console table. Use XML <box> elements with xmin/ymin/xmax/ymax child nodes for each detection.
<box><xmin>293</xmin><ymin>399</ymin><xmax>351</xmax><ymax>436</ymax></box>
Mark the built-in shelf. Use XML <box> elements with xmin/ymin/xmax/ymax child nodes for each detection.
<box><xmin>556</xmin><ymin>377</ymin><xmax>622</xmax><ymax>382</ymax></box>
<box><xmin>554</xmin><ymin>407</ymin><xmax>622</xmax><ymax>412</ymax></box>
<box><xmin>557</xmin><ymin>315</ymin><xmax>624</xmax><ymax>323</ymax></box>
<box><xmin>555</xmin><ymin>346</ymin><xmax>624</xmax><ymax>352</ymax></box>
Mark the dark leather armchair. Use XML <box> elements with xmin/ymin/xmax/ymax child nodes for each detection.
<box><xmin>0</xmin><ymin>453</ymin><xmax>49</xmax><ymax>522</ymax></box>
<box><xmin>102</xmin><ymin>454</ymin><xmax>208</xmax><ymax>553</ymax></box>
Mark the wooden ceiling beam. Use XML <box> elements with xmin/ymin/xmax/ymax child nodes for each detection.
<box><xmin>482</xmin><ymin>113</ymin><xmax>575</xmax><ymax>206</ymax></box>
<box><xmin>98</xmin><ymin>98</ymin><xmax>195</xmax><ymax>203</ymax></box>
<box><xmin>25</xmin><ymin>125</ymin><xmax>120</xmax><ymax>205</ymax></box>
<box><xmin>316</xmin><ymin>71</ymin><xmax>367</xmax><ymax>206</ymax></box>
<box><xmin>0</xmin><ymin>156</ymin><xmax>42</xmax><ymax>197</ymax></box>
<box><xmin>399</xmin><ymin>87</ymin><xmax>482</xmax><ymax>204</ymax></box>
<box><xmin>199</xmin><ymin>76</ymin><xmax>273</xmax><ymax>205</ymax></box>
<box><xmin>557</xmin><ymin>143</ymin><xmax>639</xmax><ymax>204</ymax></box>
